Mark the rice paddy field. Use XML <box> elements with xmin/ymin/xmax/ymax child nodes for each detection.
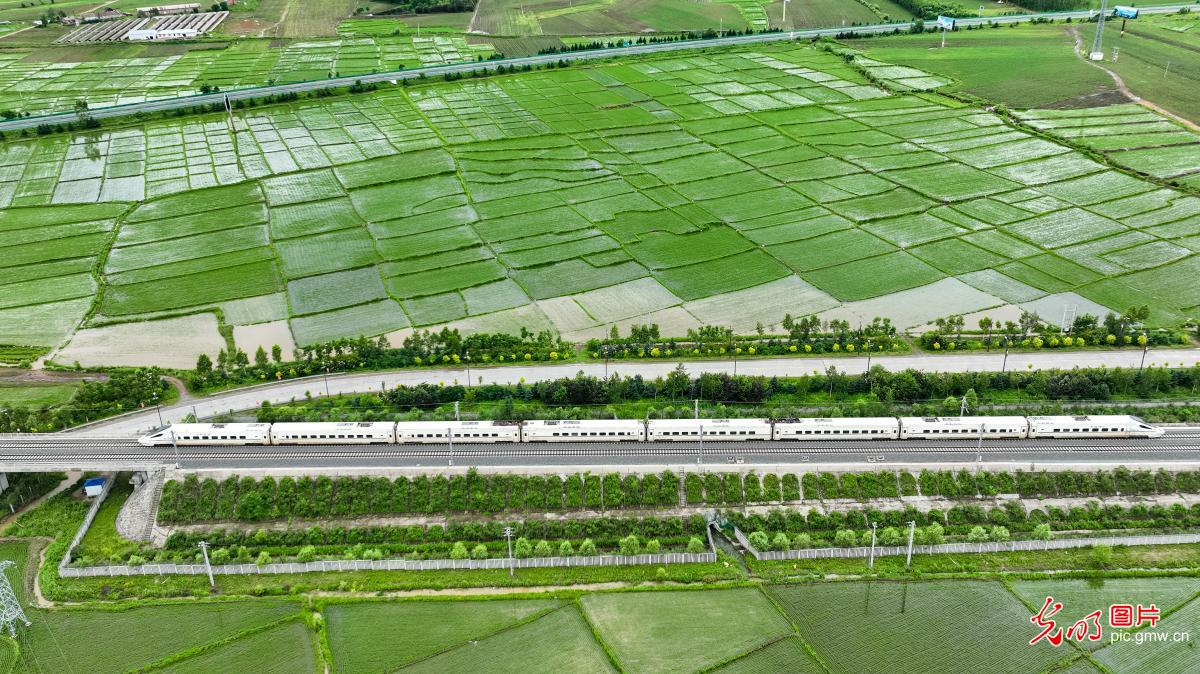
<box><xmin>0</xmin><ymin>36</ymin><xmax>494</xmax><ymax>116</ymax></box>
<box><xmin>1</xmin><ymin>527</ymin><xmax>1198</xmax><ymax>674</ymax></box>
<box><xmin>3</xmin><ymin>40</ymin><xmax>1200</xmax><ymax>366</ymax></box>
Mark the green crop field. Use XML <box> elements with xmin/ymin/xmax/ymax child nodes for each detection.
<box><xmin>770</xmin><ymin>580</ymin><xmax>1068</xmax><ymax>673</ymax></box>
<box><xmin>2</xmin><ymin>527</ymin><xmax>1200</xmax><ymax>674</ymax></box>
<box><xmin>0</xmin><ymin>541</ymin><xmax>309</xmax><ymax>674</ymax></box>
<box><xmin>580</xmin><ymin>588</ymin><xmax>793</xmax><ymax>672</ymax></box>
<box><xmin>2</xmin><ymin>40</ymin><xmax>1199</xmax><ymax>366</ymax></box>
<box><xmin>325</xmin><ymin>599</ymin><xmax>563</xmax><ymax>672</ymax></box>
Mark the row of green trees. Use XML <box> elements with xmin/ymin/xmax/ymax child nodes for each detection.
<box><xmin>729</xmin><ymin>499</ymin><xmax>1200</xmax><ymax>539</ymax></box>
<box><xmin>0</xmin><ymin>369</ymin><xmax>169</xmax><ymax>433</ymax></box>
<box><xmin>585</xmin><ymin>319</ymin><xmax>906</xmax><ymax>360</ymax></box>
<box><xmin>158</xmin><ymin>466</ymin><xmax>1200</xmax><ymax>525</ymax></box>
<box><xmin>188</xmin><ymin>328</ymin><xmax>573</xmax><ymax>391</ymax></box>
<box><xmin>289</xmin><ymin>364</ymin><xmax>1200</xmax><ymax>415</ymax></box>
<box><xmin>157</xmin><ymin>470</ymin><xmax>689</xmax><ymax>523</ymax></box>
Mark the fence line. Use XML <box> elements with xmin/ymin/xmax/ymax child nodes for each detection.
<box><xmin>60</xmin><ymin>477</ymin><xmax>111</xmax><ymax>570</ymax></box>
<box><xmin>735</xmin><ymin>529</ymin><xmax>1200</xmax><ymax>561</ymax></box>
<box><xmin>58</xmin><ymin>551</ymin><xmax>717</xmax><ymax>577</ymax></box>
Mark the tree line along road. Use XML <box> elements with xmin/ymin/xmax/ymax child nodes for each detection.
<box><xmin>0</xmin><ymin>4</ymin><xmax>1190</xmax><ymax>132</ymax></box>
<box><xmin>73</xmin><ymin>347</ymin><xmax>1200</xmax><ymax>436</ymax></box>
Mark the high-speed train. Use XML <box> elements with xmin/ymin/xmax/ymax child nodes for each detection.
<box><xmin>137</xmin><ymin>415</ymin><xmax>1165</xmax><ymax>446</ymax></box>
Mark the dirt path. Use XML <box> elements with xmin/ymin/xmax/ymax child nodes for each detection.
<box><xmin>259</xmin><ymin>0</ymin><xmax>294</xmax><ymax>38</ymax></box>
<box><xmin>1067</xmin><ymin>25</ymin><xmax>1200</xmax><ymax>132</ymax></box>
<box><xmin>163</xmin><ymin>376</ymin><xmax>195</xmax><ymax>406</ymax></box>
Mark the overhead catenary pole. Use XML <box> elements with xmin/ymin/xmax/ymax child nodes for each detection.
<box><xmin>447</xmin><ymin>426</ymin><xmax>454</xmax><ymax>466</ymax></box>
<box><xmin>694</xmin><ymin>399</ymin><xmax>699</xmax><ymax>419</ymax></box>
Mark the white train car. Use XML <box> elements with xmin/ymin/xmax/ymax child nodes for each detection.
<box><xmin>774</xmin><ymin>417</ymin><xmax>900</xmax><ymax>440</ymax></box>
<box><xmin>647</xmin><ymin>418</ymin><xmax>772</xmax><ymax>442</ymax></box>
<box><xmin>270</xmin><ymin>422</ymin><xmax>394</xmax><ymax>445</ymax></box>
<box><xmin>521</xmin><ymin>419</ymin><xmax>645</xmax><ymax>442</ymax></box>
<box><xmin>138</xmin><ymin>423</ymin><xmax>271</xmax><ymax>446</ymax></box>
<box><xmin>899</xmin><ymin>416</ymin><xmax>1029</xmax><ymax>440</ymax></box>
<box><xmin>394</xmin><ymin>420</ymin><xmax>520</xmax><ymax>444</ymax></box>
<box><xmin>1028</xmin><ymin>415</ymin><xmax>1164</xmax><ymax>439</ymax></box>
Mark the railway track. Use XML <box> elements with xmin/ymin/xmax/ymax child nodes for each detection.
<box><xmin>0</xmin><ymin>435</ymin><xmax>1198</xmax><ymax>468</ymax></box>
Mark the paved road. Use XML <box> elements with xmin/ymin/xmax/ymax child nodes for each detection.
<box><xmin>1</xmin><ymin>4</ymin><xmax>1190</xmax><ymax>131</ymax></box>
<box><xmin>77</xmin><ymin>347</ymin><xmax>1200</xmax><ymax>436</ymax></box>
<box><xmin>7</xmin><ymin>429</ymin><xmax>1200</xmax><ymax>470</ymax></box>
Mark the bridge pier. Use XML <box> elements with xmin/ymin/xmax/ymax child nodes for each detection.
<box><xmin>0</xmin><ymin>473</ymin><xmax>7</xmax><ymax>494</ymax></box>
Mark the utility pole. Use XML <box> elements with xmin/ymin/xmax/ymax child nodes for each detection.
<box><xmin>1139</xmin><ymin>343</ymin><xmax>1149</xmax><ymax>374</ymax></box>
<box><xmin>868</xmin><ymin>522</ymin><xmax>878</xmax><ymax>570</ymax></box>
<box><xmin>865</xmin><ymin>338</ymin><xmax>872</xmax><ymax>372</ymax></box>
<box><xmin>694</xmin><ymin>399</ymin><xmax>699</xmax><ymax>419</ymax></box>
<box><xmin>603</xmin><ymin>345</ymin><xmax>609</xmax><ymax>379</ymax></box>
<box><xmin>322</xmin><ymin>366</ymin><xmax>330</xmax><ymax>397</ymax></box>
<box><xmin>729</xmin><ymin>327</ymin><xmax>737</xmax><ymax>376</ymax></box>
<box><xmin>905</xmin><ymin>521</ymin><xmax>916</xmax><ymax>571</ymax></box>
<box><xmin>503</xmin><ymin>526</ymin><xmax>514</xmax><ymax>576</ymax></box>
<box><xmin>1001</xmin><ymin>338</ymin><xmax>1010</xmax><ymax>373</ymax></box>
<box><xmin>454</xmin><ymin>400</ymin><xmax>460</xmax><ymax>421</ymax></box>
<box><xmin>697</xmin><ymin>422</ymin><xmax>704</xmax><ymax>465</ymax></box>
<box><xmin>155</xmin><ymin>404</ymin><xmax>163</xmax><ymax>427</ymax></box>
<box><xmin>198</xmin><ymin>540</ymin><xmax>215</xmax><ymax>589</ymax></box>
<box><xmin>465</xmin><ymin>351</ymin><xmax>471</xmax><ymax>387</ymax></box>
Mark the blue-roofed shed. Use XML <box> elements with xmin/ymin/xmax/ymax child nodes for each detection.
<box><xmin>83</xmin><ymin>477</ymin><xmax>106</xmax><ymax>497</ymax></box>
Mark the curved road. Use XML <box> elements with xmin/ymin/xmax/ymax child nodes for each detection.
<box><xmin>78</xmin><ymin>347</ymin><xmax>1200</xmax><ymax>436</ymax></box>
<box><xmin>1</xmin><ymin>4</ymin><xmax>1190</xmax><ymax>131</ymax></box>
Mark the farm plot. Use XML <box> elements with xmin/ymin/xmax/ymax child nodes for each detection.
<box><xmin>770</xmin><ymin>581</ymin><xmax>1063</xmax><ymax>674</ymax></box>
<box><xmin>326</xmin><ymin>599</ymin><xmax>562</xmax><ymax>672</ymax></box>
<box><xmin>158</xmin><ymin>620</ymin><xmax>316</xmax><ymax>674</ymax></box>
<box><xmin>1094</xmin><ymin>595</ymin><xmax>1200</xmax><ymax>673</ymax></box>
<box><xmin>714</xmin><ymin>637</ymin><xmax>825</xmax><ymax>673</ymax></box>
<box><xmin>18</xmin><ymin>599</ymin><xmax>304</xmax><ymax>674</ymax></box>
<box><xmin>581</xmin><ymin>588</ymin><xmax>793</xmax><ymax>673</ymax></box>
<box><xmin>1018</xmin><ymin>104</ymin><xmax>1200</xmax><ymax>182</ymax></box>
<box><xmin>1010</xmin><ymin>577</ymin><xmax>1200</xmax><ymax>651</ymax></box>
<box><xmin>5</xmin><ymin>42</ymin><xmax>1200</xmax><ymax>360</ymax></box>
<box><xmin>405</xmin><ymin>606</ymin><xmax>613</xmax><ymax>674</ymax></box>
<box><xmin>0</xmin><ymin>202</ymin><xmax>126</xmax><ymax>345</ymax></box>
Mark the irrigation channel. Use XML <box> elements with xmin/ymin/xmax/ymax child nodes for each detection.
<box><xmin>1</xmin><ymin>429</ymin><xmax>1199</xmax><ymax>470</ymax></box>
<box><xmin>0</xmin><ymin>4</ymin><xmax>1190</xmax><ymax>131</ymax></box>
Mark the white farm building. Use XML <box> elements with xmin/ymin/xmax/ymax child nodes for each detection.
<box><xmin>127</xmin><ymin>27</ymin><xmax>199</xmax><ymax>40</ymax></box>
